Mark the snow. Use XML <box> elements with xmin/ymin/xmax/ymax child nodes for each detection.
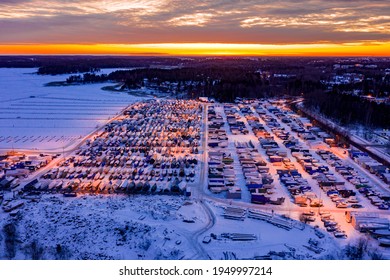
<box><xmin>0</xmin><ymin>68</ymin><xmax>145</xmax><ymax>151</ymax></box>
<box><xmin>1</xmin><ymin>82</ymin><xmax>389</xmax><ymax>260</ymax></box>
<box><xmin>297</xmin><ymin>102</ymin><xmax>390</xmax><ymax>169</ymax></box>
<box><xmin>202</xmin><ymin>100</ymin><xmax>389</xmax><ymax>258</ymax></box>
<box><xmin>199</xmin><ymin>201</ymin><xmax>343</xmax><ymax>260</ymax></box>
<box><xmin>0</xmin><ymin>194</ymin><xmax>206</xmax><ymax>260</ymax></box>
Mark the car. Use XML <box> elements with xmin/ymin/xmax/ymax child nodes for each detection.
<box><xmin>351</xmin><ymin>204</ymin><xmax>363</xmax><ymax>209</ymax></box>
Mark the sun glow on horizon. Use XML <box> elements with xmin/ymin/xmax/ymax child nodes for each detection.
<box><xmin>0</xmin><ymin>42</ymin><xmax>389</xmax><ymax>56</ymax></box>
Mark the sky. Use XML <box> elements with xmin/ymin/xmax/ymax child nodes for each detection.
<box><xmin>0</xmin><ymin>0</ymin><xmax>389</xmax><ymax>56</ymax></box>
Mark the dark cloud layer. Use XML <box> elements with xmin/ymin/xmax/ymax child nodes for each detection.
<box><xmin>0</xmin><ymin>0</ymin><xmax>389</xmax><ymax>44</ymax></box>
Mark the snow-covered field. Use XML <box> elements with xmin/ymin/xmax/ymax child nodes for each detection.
<box><xmin>0</xmin><ymin>68</ymin><xmax>144</xmax><ymax>151</ymax></box>
<box><xmin>0</xmin><ymin>194</ymin><xmax>209</xmax><ymax>260</ymax></box>
<box><xmin>200</xmin><ymin>201</ymin><xmax>343</xmax><ymax>260</ymax></box>
<box><xmin>0</xmin><ymin>193</ymin><xmax>358</xmax><ymax>260</ymax></box>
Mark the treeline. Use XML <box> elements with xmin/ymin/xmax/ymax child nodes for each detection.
<box><xmin>66</xmin><ymin>66</ymin><xmax>325</xmax><ymax>102</ymax></box>
<box><xmin>331</xmin><ymin>74</ymin><xmax>390</xmax><ymax>98</ymax></box>
<box><xmin>304</xmin><ymin>90</ymin><xmax>390</xmax><ymax>128</ymax></box>
<box><xmin>66</xmin><ymin>73</ymin><xmax>108</xmax><ymax>83</ymax></box>
<box><xmin>0</xmin><ymin>56</ymin><xmax>184</xmax><ymax>74</ymax></box>
<box><xmin>1</xmin><ymin>56</ymin><xmax>183</xmax><ymax>74</ymax></box>
<box><xmin>117</xmin><ymin>66</ymin><xmax>325</xmax><ymax>101</ymax></box>
<box><xmin>38</xmin><ymin>65</ymin><xmax>99</xmax><ymax>75</ymax></box>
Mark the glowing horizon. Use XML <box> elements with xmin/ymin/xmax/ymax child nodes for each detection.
<box><xmin>1</xmin><ymin>42</ymin><xmax>390</xmax><ymax>56</ymax></box>
<box><xmin>1</xmin><ymin>1</ymin><xmax>389</xmax><ymax>57</ymax></box>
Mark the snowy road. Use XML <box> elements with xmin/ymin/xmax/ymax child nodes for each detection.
<box><xmin>186</xmin><ymin>103</ymin><xmax>217</xmax><ymax>259</ymax></box>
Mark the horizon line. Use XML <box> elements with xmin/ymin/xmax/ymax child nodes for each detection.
<box><xmin>1</xmin><ymin>42</ymin><xmax>390</xmax><ymax>56</ymax></box>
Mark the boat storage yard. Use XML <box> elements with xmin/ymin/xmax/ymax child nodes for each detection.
<box><xmin>1</xmin><ymin>96</ymin><xmax>390</xmax><ymax>260</ymax></box>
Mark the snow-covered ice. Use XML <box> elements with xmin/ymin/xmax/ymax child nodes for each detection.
<box><xmin>0</xmin><ymin>68</ymin><xmax>144</xmax><ymax>151</ymax></box>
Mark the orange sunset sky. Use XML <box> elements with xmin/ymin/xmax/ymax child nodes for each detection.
<box><xmin>0</xmin><ymin>0</ymin><xmax>389</xmax><ymax>56</ymax></box>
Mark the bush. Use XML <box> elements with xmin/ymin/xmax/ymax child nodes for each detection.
<box><xmin>3</xmin><ymin>223</ymin><xmax>16</xmax><ymax>259</ymax></box>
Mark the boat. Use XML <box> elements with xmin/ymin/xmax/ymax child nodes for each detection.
<box><xmin>135</xmin><ymin>182</ymin><xmax>144</xmax><ymax>193</ymax></box>
<box><xmin>142</xmin><ymin>182</ymin><xmax>150</xmax><ymax>193</ymax></box>
<box><xmin>302</xmin><ymin>210</ymin><xmax>315</xmax><ymax>216</ymax></box>
<box><xmin>55</xmin><ymin>180</ymin><xmax>64</xmax><ymax>191</ymax></box>
<box><xmin>171</xmin><ymin>183</ymin><xmax>182</xmax><ymax>193</ymax></box>
<box><xmin>106</xmin><ymin>181</ymin><xmax>114</xmax><ymax>193</ymax></box>
<box><xmin>63</xmin><ymin>192</ymin><xmax>77</xmax><ymax>197</ymax></box>
<box><xmin>91</xmin><ymin>180</ymin><xmax>101</xmax><ymax>192</ymax></box>
<box><xmin>314</xmin><ymin>228</ymin><xmax>325</xmax><ymax>239</ymax></box>
<box><xmin>127</xmin><ymin>181</ymin><xmax>135</xmax><ymax>193</ymax></box>
<box><xmin>378</xmin><ymin>237</ymin><xmax>390</xmax><ymax>247</ymax></box>
<box><xmin>378</xmin><ymin>204</ymin><xmax>389</xmax><ymax>210</ymax></box>
<box><xmin>321</xmin><ymin>216</ymin><xmax>334</xmax><ymax>222</ymax></box>
<box><xmin>94</xmin><ymin>173</ymin><xmax>100</xmax><ymax>180</ymax></box>
<box><xmin>326</xmin><ymin>226</ymin><xmax>338</xmax><ymax>232</ymax></box>
<box><xmin>324</xmin><ymin>221</ymin><xmax>338</xmax><ymax>227</ymax></box>
<box><xmin>2</xmin><ymin>200</ymin><xmax>24</xmax><ymax>212</ymax></box>
<box><xmin>334</xmin><ymin>230</ymin><xmax>347</xmax><ymax>238</ymax></box>
<box><xmin>151</xmin><ymin>183</ymin><xmax>157</xmax><ymax>193</ymax></box>
<box><xmin>48</xmin><ymin>181</ymin><xmax>57</xmax><ymax>191</ymax></box>
<box><xmin>336</xmin><ymin>201</ymin><xmax>348</xmax><ymax>208</ymax></box>
<box><xmin>370</xmin><ymin>229</ymin><xmax>390</xmax><ymax>238</ymax></box>
<box><xmin>305</xmin><ymin>216</ymin><xmax>316</xmax><ymax>222</ymax></box>
<box><xmin>114</xmin><ymin>180</ymin><xmax>122</xmax><ymax>191</ymax></box>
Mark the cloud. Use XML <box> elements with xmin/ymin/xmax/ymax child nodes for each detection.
<box><xmin>167</xmin><ymin>13</ymin><xmax>214</xmax><ymax>27</ymax></box>
<box><xmin>0</xmin><ymin>0</ymin><xmax>389</xmax><ymax>44</ymax></box>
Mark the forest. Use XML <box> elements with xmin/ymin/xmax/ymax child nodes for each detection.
<box><xmin>60</xmin><ymin>58</ymin><xmax>389</xmax><ymax>128</ymax></box>
<box><xmin>2</xmin><ymin>55</ymin><xmax>388</xmax><ymax>128</ymax></box>
<box><xmin>0</xmin><ymin>56</ymin><xmax>183</xmax><ymax>72</ymax></box>
<box><xmin>303</xmin><ymin>90</ymin><xmax>390</xmax><ymax>128</ymax></box>
<box><xmin>64</xmin><ymin>59</ymin><xmax>327</xmax><ymax>102</ymax></box>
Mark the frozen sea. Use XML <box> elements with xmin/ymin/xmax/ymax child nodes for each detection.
<box><xmin>0</xmin><ymin>68</ymin><xmax>144</xmax><ymax>151</ymax></box>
